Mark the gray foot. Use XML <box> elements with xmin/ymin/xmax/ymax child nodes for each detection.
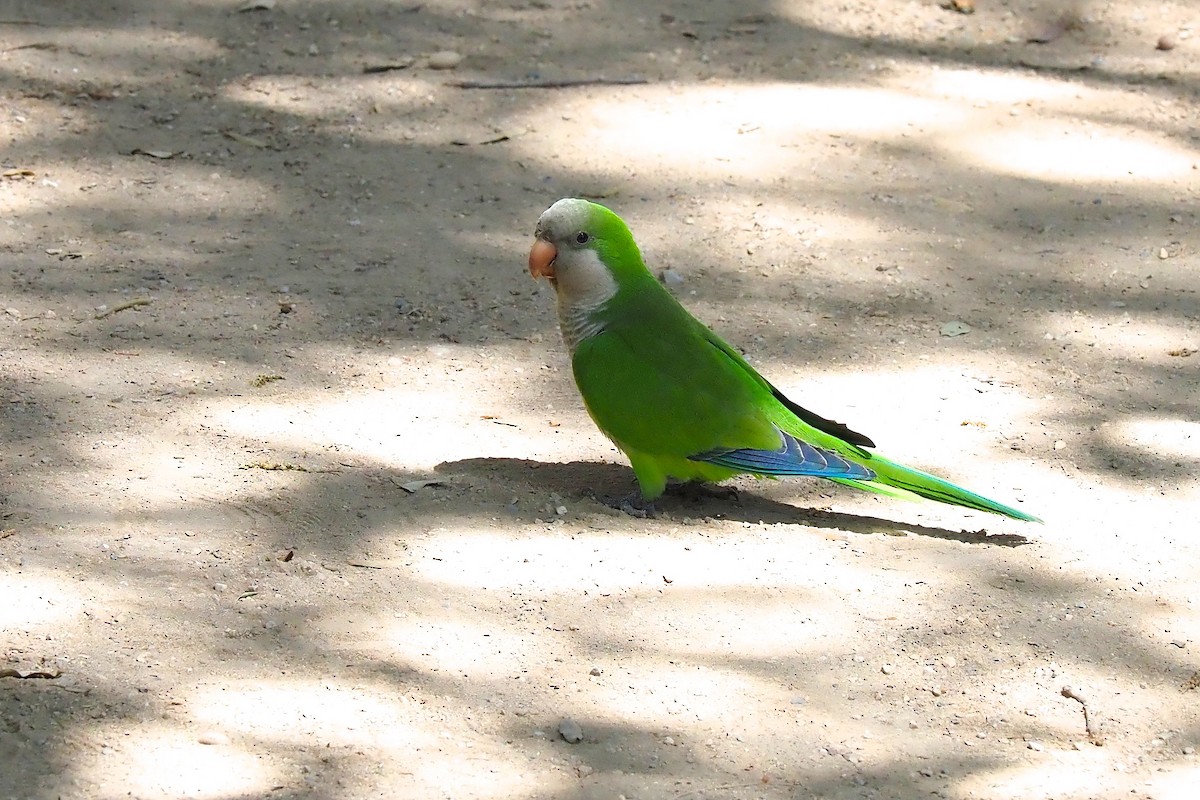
<box><xmin>665</xmin><ymin>482</ymin><xmax>740</xmax><ymax>503</ymax></box>
<box><xmin>582</xmin><ymin>487</ymin><xmax>658</xmax><ymax>518</ymax></box>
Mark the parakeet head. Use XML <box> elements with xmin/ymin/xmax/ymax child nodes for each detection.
<box><xmin>528</xmin><ymin>198</ymin><xmax>647</xmax><ymax>294</ymax></box>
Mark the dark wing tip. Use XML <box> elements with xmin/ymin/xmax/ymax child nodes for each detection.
<box><xmin>769</xmin><ymin>383</ymin><xmax>875</xmax><ymax>448</ymax></box>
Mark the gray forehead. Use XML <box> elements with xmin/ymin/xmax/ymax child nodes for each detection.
<box><xmin>537</xmin><ymin>198</ymin><xmax>589</xmax><ymax>238</ymax></box>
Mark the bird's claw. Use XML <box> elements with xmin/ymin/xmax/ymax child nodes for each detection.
<box><xmin>582</xmin><ymin>488</ymin><xmax>657</xmax><ymax>518</ymax></box>
<box><xmin>616</xmin><ymin>496</ymin><xmax>657</xmax><ymax>519</ymax></box>
<box><xmin>665</xmin><ymin>481</ymin><xmax>741</xmax><ymax>504</ymax></box>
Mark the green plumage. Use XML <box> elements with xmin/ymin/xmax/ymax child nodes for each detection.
<box><xmin>531</xmin><ymin>198</ymin><xmax>1039</xmax><ymax>523</ymax></box>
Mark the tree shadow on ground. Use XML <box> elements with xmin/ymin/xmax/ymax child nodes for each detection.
<box><xmin>3</xmin><ymin>1</ymin><xmax>1199</xmax><ymax>798</ymax></box>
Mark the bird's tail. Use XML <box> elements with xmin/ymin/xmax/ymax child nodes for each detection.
<box><xmin>830</xmin><ymin>454</ymin><xmax>1041</xmax><ymax>522</ymax></box>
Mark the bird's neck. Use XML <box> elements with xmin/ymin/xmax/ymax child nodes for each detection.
<box><xmin>553</xmin><ymin>251</ymin><xmax>620</xmax><ymax>352</ymax></box>
<box><xmin>557</xmin><ymin>290</ymin><xmax>612</xmax><ymax>353</ymax></box>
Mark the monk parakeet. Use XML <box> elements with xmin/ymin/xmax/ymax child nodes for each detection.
<box><xmin>527</xmin><ymin>198</ymin><xmax>1039</xmax><ymax>522</ymax></box>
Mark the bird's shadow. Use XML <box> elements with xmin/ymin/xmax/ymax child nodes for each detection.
<box><xmin>436</xmin><ymin>457</ymin><xmax>1030</xmax><ymax>547</ymax></box>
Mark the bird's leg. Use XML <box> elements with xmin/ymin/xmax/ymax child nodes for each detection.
<box><xmin>665</xmin><ymin>481</ymin><xmax>741</xmax><ymax>504</ymax></box>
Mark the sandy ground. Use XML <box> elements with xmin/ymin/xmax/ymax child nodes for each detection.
<box><xmin>2</xmin><ymin>1</ymin><xmax>1199</xmax><ymax>798</ymax></box>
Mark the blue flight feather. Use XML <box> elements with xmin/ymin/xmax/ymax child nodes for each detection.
<box><xmin>691</xmin><ymin>430</ymin><xmax>876</xmax><ymax>480</ymax></box>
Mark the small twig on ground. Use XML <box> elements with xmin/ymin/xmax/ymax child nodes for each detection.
<box><xmin>240</xmin><ymin>462</ymin><xmax>309</xmax><ymax>472</ymax></box>
<box><xmin>675</xmin><ymin>785</ymin><xmax>754</xmax><ymax>800</ymax></box>
<box><xmin>1061</xmin><ymin>685</ymin><xmax>1105</xmax><ymax>745</ymax></box>
<box><xmin>94</xmin><ymin>297</ymin><xmax>151</xmax><ymax>319</ymax></box>
<box><xmin>363</xmin><ymin>62</ymin><xmax>413</xmax><ymax>74</ymax></box>
<box><xmin>450</xmin><ymin>77</ymin><xmax>647</xmax><ymax>90</ymax></box>
<box><xmin>1</xmin><ymin>41</ymin><xmax>57</xmax><ymax>52</ymax></box>
<box><xmin>239</xmin><ymin>461</ymin><xmax>342</xmax><ymax>474</ymax></box>
<box><xmin>0</xmin><ymin>668</ymin><xmax>61</xmax><ymax>679</ymax></box>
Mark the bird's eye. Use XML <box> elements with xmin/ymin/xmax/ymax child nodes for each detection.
<box><xmin>575</xmin><ymin>231</ymin><xmax>590</xmax><ymax>244</ymax></box>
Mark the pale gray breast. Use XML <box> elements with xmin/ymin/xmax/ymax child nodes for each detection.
<box><xmin>551</xmin><ymin>248</ymin><xmax>618</xmax><ymax>353</ymax></box>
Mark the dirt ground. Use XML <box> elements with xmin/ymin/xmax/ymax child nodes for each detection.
<box><xmin>2</xmin><ymin>0</ymin><xmax>1198</xmax><ymax>798</ymax></box>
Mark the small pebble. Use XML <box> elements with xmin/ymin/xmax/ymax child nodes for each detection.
<box><xmin>1183</xmin><ymin>745</ymin><xmax>1195</xmax><ymax>755</ymax></box>
<box><xmin>942</xmin><ymin>656</ymin><xmax>957</xmax><ymax>668</ymax></box>
<box><xmin>198</xmin><ymin>731</ymin><xmax>230</xmax><ymax>746</ymax></box>
<box><xmin>881</xmin><ymin>664</ymin><xmax>895</xmax><ymax>675</ymax></box>
<box><xmin>930</xmin><ymin>686</ymin><xmax>945</xmax><ymax>697</ymax></box>
<box><xmin>427</xmin><ymin>50</ymin><xmax>463</xmax><ymax>70</ymax></box>
<box><xmin>588</xmin><ymin>667</ymin><xmax>602</xmax><ymax>676</ymax></box>
<box><xmin>662</xmin><ymin>736</ymin><xmax>675</xmax><ymax>746</ymax></box>
<box><xmin>558</xmin><ymin>718</ymin><xmax>583</xmax><ymax>744</ymax></box>
<box><xmin>660</xmin><ymin>268</ymin><xmax>685</xmax><ymax>286</ymax></box>
<box><xmin>1027</xmin><ymin>740</ymin><xmax>1045</xmax><ymax>752</ymax></box>
<box><xmin>1157</xmin><ymin>34</ymin><xmax>1176</xmax><ymax>51</ymax></box>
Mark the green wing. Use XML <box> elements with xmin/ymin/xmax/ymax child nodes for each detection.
<box><xmin>572</xmin><ymin>300</ymin><xmax>774</xmax><ymax>498</ymax></box>
<box><xmin>572</xmin><ymin>279</ymin><xmax>871</xmax><ymax>498</ymax></box>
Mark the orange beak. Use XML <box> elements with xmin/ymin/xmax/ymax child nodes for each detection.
<box><xmin>528</xmin><ymin>239</ymin><xmax>557</xmax><ymax>279</ymax></box>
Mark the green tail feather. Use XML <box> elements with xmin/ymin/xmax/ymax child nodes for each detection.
<box><xmin>830</xmin><ymin>456</ymin><xmax>1041</xmax><ymax>523</ymax></box>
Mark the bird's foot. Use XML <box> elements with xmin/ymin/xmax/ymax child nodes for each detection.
<box><xmin>665</xmin><ymin>481</ymin><xmax>741</xmax><ymax>504</ymax></box>
<box><xmin>616</xmin><ymin>495</ymin><xmax>658</xmax><ymax>519</ymax></box>
<box><xmin>583</xmin><ymin>488</ymin><xmax>658</xmax><ymax>518</ymax></box>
